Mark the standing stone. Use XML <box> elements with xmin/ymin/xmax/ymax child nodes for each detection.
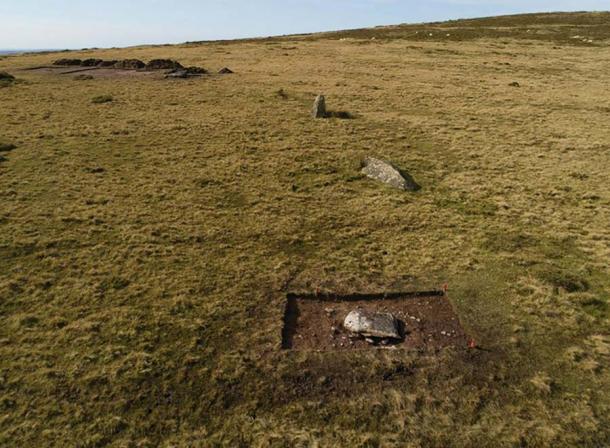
<box><xmin>343</xmin><ymin>310</ymin><xmax>401</xmax><ymax>339</ymax></box>
<box><xmin>361</xmin><ymin>157</ymin><xmax>420</xmax><ymax>191</ymax></box>
<box><xmin>312</xmin><ymin>95</ymin><xmax>327</xmax><ymax>118</ymax></box>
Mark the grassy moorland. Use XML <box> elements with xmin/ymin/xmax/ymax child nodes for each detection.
<box><xmin>1</xmin><ymin>11</ymin><xmax>609</xmax><ymax>447</ymax></box>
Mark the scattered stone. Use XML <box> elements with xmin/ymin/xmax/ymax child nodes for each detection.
<box><xmin>312</xmin><ymin>94</ymin><xmax>327</xmax><ymax>118</ymax></box>
<box><xmin>361</xmin><ymin>157</ymin><xmax>421</xmax><ymax>191</ymax></box>
<box><xmin>343</xmin><ymin>310</ymin><xmax>401</xmax><ymax>339</ymax></box>
<box><xmin>81</xmin><ymin>58</ymin><xmax>103</xmax><ymax>67</ymax></box>
<box><xmin>53</xmin><ymin>58</ymin><xmax>82</xmax><ymax>66</ymax></box>
<box><xmin>324</xmin><ymin>307</ymin><xmax>336</xmax><ymax>317</ymax></box>
<box><xmin>365</xmin><ymin>337</ymin><xmax>376</xmax><ymax>344</ymax></box>
<box><xmin>509</xmin><ymin>81</ymin><xmax>521</xmax><ymax>87</ymax></box>
<box><xmin>114</xmin><ymin>59</ymin><xmax>146</xmax><ymax>70</ymax></box>
<box><xmin>218</xmin><ymin>67</ymin><xmax>234</xmax><ymax>74</ymax></box>
<box><xmin>146</xmin><ymin>59</ymin><xmax>184</xmax><ymax>70</ymax></box>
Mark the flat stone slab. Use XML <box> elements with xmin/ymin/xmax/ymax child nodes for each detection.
<box><xmin>362</xmin><ymin>157</ymin><xmax>420</xmax><ymax>191</ymax></box>
<box><xmin>343</xmin><ymin>310</ymin><xmax>401</xmax><ymax>339</ymax></box>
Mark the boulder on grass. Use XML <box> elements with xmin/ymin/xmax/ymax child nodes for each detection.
<box><xmin>361</xmin><ymin>157</ymin><xmax>420</xmax><ymax>191</ymax></box>
<box><xmin>344</xmin><ymin>310</ymin><xmax>401</xmax><ymax>339</ymax></box>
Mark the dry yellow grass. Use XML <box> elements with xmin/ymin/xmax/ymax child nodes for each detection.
<box><xmin>0</xmin><ymin>12</ymin><xmax>609</xmax><ymax>447</ymax></box>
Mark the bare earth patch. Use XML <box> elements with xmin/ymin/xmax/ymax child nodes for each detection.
<box><xmin>283</xmin><ymin>291</ymin><xmax>470</xmax><ymax>351</ymax></box>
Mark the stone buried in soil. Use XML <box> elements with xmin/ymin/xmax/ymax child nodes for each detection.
<box><xmin>361</xmin><ymin>157</ymin><xmax>420</xmax><ymax>191</ymax></box>
<box><xmin>343</xmin><ymin>310</ymin><xmax>401</xmax><ymax>339</ymax></box>
<box><xmin>312</xmin><ymin>94</ymin><xmax>327</xmax><ymax>118</ymax></box>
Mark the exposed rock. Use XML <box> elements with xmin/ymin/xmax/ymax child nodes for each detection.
<box><xmin>361</xmin><ymin>157</ymin><xmax>420</xmax><ymax>191</ymax></box>
<box><xmin>53</xmin><ymin>59</ymin><xmax>82</xmax><ymax>66</ymax></box>
<box><xmin>343</xmin><ymin>310</ymin><xmax>401</xmax><ymax>339</ymax></box>
<box><xmin>146</xmin><ymin>59</ymin><xmax>184</xmax><ymax>70</ymax></box>
<box><xmin>165</xmin><ymin>66</ymin><xmax>209</xmax><ymax>79</ymax></box>
<box><xmin>114</xmin><ymin>59</ymin><xmax>146</xmax><ymax>70</ymax></box>
<box><xmin>312</xmin><ymin>94</ymin><xmax>326</xmax><ymax>118</ymax></box>
<box><xmin>218</xmin><ymin>67</ymin><xmax>234</xmax><ymax>74</ymax></box>
<box><xmin>509</xmin><ymin>81</ymin><xmax>521</xmax><ymax>87</ymax></box>
<box><xmin>81</xmin><ymin>58</ymin><xmax>103</xmax><ymax>67</ymax></box>
<box><xmin>165</xmin><ymin>70</ymin><xmax>188</xmax><ymax>79</ymax></box>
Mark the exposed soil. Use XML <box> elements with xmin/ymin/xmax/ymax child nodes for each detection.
<box><xmin>283</xmin><ymin>292</ymin><xmax>470</xmax><ymax>351</ymax></box>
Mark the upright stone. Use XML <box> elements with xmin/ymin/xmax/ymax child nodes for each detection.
<box><xmin>361</xmin><ymin>157</ymin><xmax>420</xmax><ymax>191</ymax></box>
<box><xmin>312</xmin><ymin>95</ymin><xmax>327</xmax><ymax>118</ymax></box>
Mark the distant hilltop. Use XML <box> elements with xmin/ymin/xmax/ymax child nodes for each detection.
<box><xmin>0</xmin><ymin>49</ymin><xmax>60</xmax><ymax>56</ymax></box>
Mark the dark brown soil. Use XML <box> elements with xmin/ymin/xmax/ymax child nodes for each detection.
<box><xmin>146</xmin><ymin>59</ymin><xmax>184</xmax><ymax>70</ymax></box>
<box><xmin>114</xmin><ymin>59</ymin><xmax>146</xmax><ymax>70</ymax></box>
<box><xmin>282</xmin><ymin>292</ymin><xmax>470</xmax><ymax>351</ymax></box>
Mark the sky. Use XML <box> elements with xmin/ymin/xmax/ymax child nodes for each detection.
<box><xmin>1</xmin><ymin>0</ymin><xmax>608</xmax><ymax>50</ymax></box>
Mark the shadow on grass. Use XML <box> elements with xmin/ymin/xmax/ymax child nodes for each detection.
<box><xmin>325</xmin><ymin>111</ymin><xmax>355</xmax><ymax>119</ymax></box>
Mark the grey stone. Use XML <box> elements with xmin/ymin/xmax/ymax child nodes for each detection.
<box><xmin>312</xmin><ymin>95</ymin><xmax>326</xmax><ymax>118</ymax></box>
<box><xmin>343</xmin><ymin>310</ymin><xmax>401</xmax><ymax>339</ymax></box>
<box><xmin>165</xmin><ymin>70</ymin><xmax>188</xmax><ymax>79</ymax></box>
<box><xmin>361</xmin><ymin>157</ymin><xmax>420</xmax><ymax>191</ymax></box>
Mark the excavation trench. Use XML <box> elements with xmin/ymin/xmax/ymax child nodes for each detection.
<box><xmin>282</xmin><ymin>291</ymin><xmax>470</xmax><ymax>351</ymax></box>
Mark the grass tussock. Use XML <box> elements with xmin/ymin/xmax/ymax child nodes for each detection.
<box><xmin>91</xmin><ymin>94</ymin><xmax>113</xmax><ymax>104</ymax></box>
